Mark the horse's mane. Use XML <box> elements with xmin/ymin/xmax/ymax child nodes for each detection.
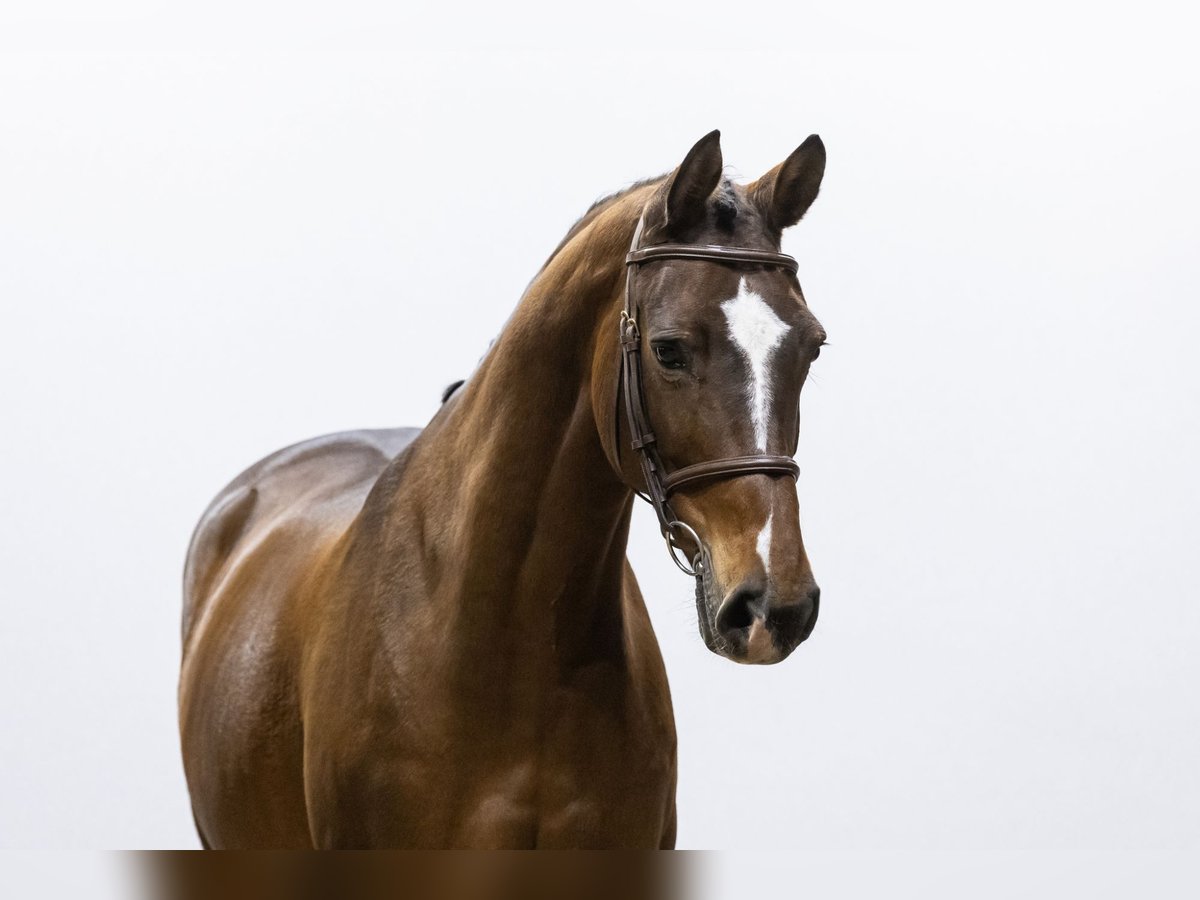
<box><xmin>439</xmin><ymin>172</ymin><xmax>742</xmax><ymax>405</ymax></box>
<box><xmin>538</xmin><ymin>174</ymin><xmax>668</xmax><ymax>271</ymax></box>
<box><xmin>543</xmin><ymin>172</ymin><xmax>744</xmax><ymax>272</ymax></box>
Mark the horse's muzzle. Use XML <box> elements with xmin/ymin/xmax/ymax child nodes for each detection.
<box><xmin>704</xmin><ymin>578</ymin><xmax>820</xmax><ymax>664</ymax></box>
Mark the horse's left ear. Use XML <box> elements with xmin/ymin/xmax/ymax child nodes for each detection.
<box><xmin>750</xmin><ymin>135</ymin><xmax>826</xmax><ymax>231</ymax></box>
<box><xmin>662</xmin><ymin>129</ymin><xmax>725</xmax><ymax>235</ymax></box>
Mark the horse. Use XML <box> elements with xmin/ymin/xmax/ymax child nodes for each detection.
<box><xmin>178</xmin><ymin>130</ymin><xmax>828</xmax><ymax>849</ymax></box>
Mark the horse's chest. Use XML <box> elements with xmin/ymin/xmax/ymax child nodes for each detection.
<box><xmin>534</xmin><ymin>722</ymin><xmax>675</xmax><ymax>848</ymax></box>
<box><xmin>357</xmin><ymin>682</ymin><xmax>674</xmax><ymax>847</ymax></box>
<box><xmin>308</xmin><ymin>613</ymin><xmax>675</xmax><ymax>847</ymax></box>
<box><xmin>444</xmin><ymin>705</ymin><xmax>675</xmax><ymax>848</ymax></box>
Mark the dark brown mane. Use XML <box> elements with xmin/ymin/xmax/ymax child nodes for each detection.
<box><xmin>541</xmin><ymin>172</ymin><xmax>750</xmax><ymax>270</ymax></box>
<box><xmin>442</xmin><ymin>179</ymin><xmax>673</xmax><ymax>406</ymax></box>
<box><xmin>539</xmin><ymin>174</ymin><xmax>667</xmax><ymax>270</ymax></box>
<box><xmin>442</xmin><ymin>173</ymin><xmax>749</xmax><ymax>406</ymax></box>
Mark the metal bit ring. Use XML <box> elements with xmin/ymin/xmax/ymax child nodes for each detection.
<box><xmin>664</xmin><ymin>520</ymin><xmax>704</xmax><ymax>577</ymax></box>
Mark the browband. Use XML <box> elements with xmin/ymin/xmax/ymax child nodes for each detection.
<box><xmin>626</xmin><ymin>244</ymin><xmax>799</xmax><ymax>272</ymax></box>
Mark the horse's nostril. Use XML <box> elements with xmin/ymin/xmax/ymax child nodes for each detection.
<box><xmin>768</xmin><ymin>602</ymin><xmax>802</xmax><ymax>630</ymax></box>
<box><xmin>719</xmin><ymin>601</ymin><xmax>753</xmax><ymax>632</ymax></box>
<box><xmin>716</xmin><ymin>587</ymin><xmax>765</xmax><ymax>634</ymax></box>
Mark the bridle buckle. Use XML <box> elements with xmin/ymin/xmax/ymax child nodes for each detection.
<box><xmin>619</xmin><ymin>310</ymin><xmax>640</xmax><ymax>347</ymax></box>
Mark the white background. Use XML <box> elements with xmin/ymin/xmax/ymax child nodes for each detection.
<box><xmin>1</xmin><ymin>0</ymin><xmax>1197</xmax><ymax>890</ymax></box>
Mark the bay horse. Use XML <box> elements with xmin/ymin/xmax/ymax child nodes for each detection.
<box><xmin>179</xmin><ymin>130</ymin><xmax>828</xmax><ymax>849</ymax></box>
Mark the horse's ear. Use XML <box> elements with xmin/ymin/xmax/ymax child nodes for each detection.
<box><xmin>663</xmin><ymin>130</ymin><xmax>724</xmax><ymax>235</ymax></box>
<box><xmin>750</xmin><ymin>135</ymin><xmax>826</xmax><ymax>231</ymax></box>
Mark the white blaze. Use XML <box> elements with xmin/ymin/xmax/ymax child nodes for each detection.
<box><xmin>755</xmin><ymin>511</ymin><xmax>774</xmax><ymax>574</ymax></box>
<box><xmin>720</xmin><ymin>278</ymin><xmax>790</xmax><ymax>451</ymax></box>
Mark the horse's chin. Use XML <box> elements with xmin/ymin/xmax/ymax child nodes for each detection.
<box><xmin>699</xmin><ymin>625</ymin><xmax>798</xmax><ymax>665</ymax></box>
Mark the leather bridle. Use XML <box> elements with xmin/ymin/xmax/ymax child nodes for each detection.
<box><xmin>619</xmin><ymin>213</ymin><xmax>802</xmax><ymax>577</ymax></box>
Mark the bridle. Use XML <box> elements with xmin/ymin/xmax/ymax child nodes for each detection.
<box><xmin>619</xmin><ymin>212</ymin><xmax>802</xmax><ymax>577</ymax></box>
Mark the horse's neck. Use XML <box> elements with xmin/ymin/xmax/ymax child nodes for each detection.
<box><xmin>377</xmin><ymin>206</ymin><xmax>640</xmax><ymax>667</ymax></box>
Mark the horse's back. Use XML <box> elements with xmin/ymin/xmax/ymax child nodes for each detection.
<box><xmin>182</xmin><ymin>427</ymin><xmax>418</xmax><ymax>642</ymax></box>
<box><xmin>179</xmin><ymin>426</ymin><xmax>419</xmax><ymax>848</ymax></box>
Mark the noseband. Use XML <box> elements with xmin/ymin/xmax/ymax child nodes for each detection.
<box><xmin>619</xmin><ymin>215</ymin><xmax>801</xmax><ymax>576</ymax></box>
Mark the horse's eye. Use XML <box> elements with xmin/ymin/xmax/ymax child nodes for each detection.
<box><xmin>652</xmin><ymin>342</ymin><xmax>686</xmax><ymax>369</ymax></box>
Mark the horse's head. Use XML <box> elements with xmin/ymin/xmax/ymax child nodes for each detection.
<box><xmin>611</xmin><ymin>131</ymin><xmax>827</xmax><ymax>665</ymax></box>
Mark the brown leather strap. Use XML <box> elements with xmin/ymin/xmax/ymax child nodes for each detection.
<box><xmin>626</xmin><ymin>244</ymin><xmax>799</xmax><ymax>272</ymax></box>
<box><xmin>662</xmin><ymin>455</ymin><xmax>800</xmax><ymax>495</ymax></box>
<box><xmin>620</xmin><ymin>221</ymin><xmax>680</xmax><ymax>533</ymax></box>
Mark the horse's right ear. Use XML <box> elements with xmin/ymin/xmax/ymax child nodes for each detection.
<box><xmin>661</xmin><ymin>130</ymin><xmax>724</xmax><ymax>235</ymax></box>
<box><xmin>750</xmin><ymin>135</ymin><xmax>826</xmax><ymax>231</ymax></box>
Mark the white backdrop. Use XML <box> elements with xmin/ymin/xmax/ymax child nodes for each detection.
<box><xmin>1</xmin><ymin>1</ymin><xmax>1197</xmax><ymax>885</ymax></box>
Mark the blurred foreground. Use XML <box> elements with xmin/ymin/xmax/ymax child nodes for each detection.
<box><xmin>138</xmin><ymin>851</ymin><xmax>691</xmax><ymax>900</ymax></box>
